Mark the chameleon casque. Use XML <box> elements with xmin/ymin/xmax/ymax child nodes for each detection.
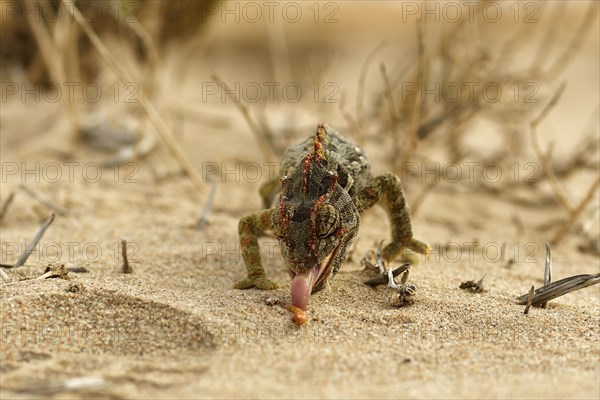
<box><xmin>234</xmin><ymin>123</ymin><xmax>430</xmax><ymax>312</ymax></box>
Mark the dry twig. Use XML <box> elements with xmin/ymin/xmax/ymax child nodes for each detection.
<box><xmin>397</xmin><ymin>22</ymin><xmax>425</xmax><ymax>170</ymax></box>
<box><xmin>544</xmin><ymin>1</ymin><xmax>599</xmax><ymax>77</ymax></box>
<box><xmin>530</xmin><ymin>1</ymin><xmax>566</xmax><ymax>72</ymax></box>
<box><xmin>0</xmin><ymin>269</ymin><xmax>9</xmax><ymax>283</ymax></box>
<box><xmin>63</xmin><ymin>0</ymin><xmax>205</xmax><ymax>195</ymax></box>
<box><xmin>0</xmin><ymin>192</ymin><xmax>16</xmax><ymax>224</ymax></box>
<box><xmin>1</xmin><ymin>264</ymin><xmax>69</xmax><ymax>287</ymax></box>
<box><xmin>120</xmin><ymin>238</ymin><xmax>133</xmax><ymax>274</ymax></box>
<box><xmin>517</xmin><ymin>273</ymin><xmax>600</xmax><ymax>307</ymax></box>
<box><xmin>26</xmin><ymin>1</ymin><xmax>79</xmax><ymax>141</ymax></box>
<box><xmin>356</xmin><ymin>38</ymin><xmax>389</xmax><ymax>132</ymax></box>
<box><xmin>211</xmin><ymin>73</ymin><xmax>277</xmax><ymax>163</ymax></box>
<box><xmin>530</xmin><ymin>82</ymin><xmax>574</xmax><ymax>213</ymax></box>
<box><xmin>20</xmin><ymin>184</ymin><xmax>70</xmax><ymax>215</ymax></box>
<box><xmin>542</xmin><ymin>242</ymin><xmax>552</xmax><ymax>308</ymax></box>
<box><xmin>337</xmin><ymin>92</ymin><xmax>366</xmax><ymax>144</ymax></box>
<box><xmin>364</xmin><ymin>263</ymin><xmax>411</xmax><ymax>287</ymax></box>
<box><xmin>380</xmin><ymin>63</ymin><xmax>399</xmax><ymax>141</ymax></box>
<box><xmin>524</xmin><ymin>285</ymin><xmax>535</xmax><ymax>314</ymax></box>
<box><xmin>411</xmin><ymin>153</ymin><xmax>465</xmax><ymax>217</ymax></box>
<box><xmin>196</xmin><ymin>177</ymin><xmax>217</xmax><ymax>230</ymax></box>
<box><xmin>551</xmin><ymin>176</ymin><xmax>600</xmax><ymax>246</ymax></box>
<box><xmin>13</xmin><ymin>213</ymin><xmax>56</xmax><ymax>269</ymax></box>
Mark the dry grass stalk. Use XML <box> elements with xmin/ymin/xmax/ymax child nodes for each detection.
<box><xmin>113</xmin><ymin>8</ymin><xmax>160</xmax><ymax>157</ymax></box>
<box><xmin>26</xmin><ymin>0</ymin><xmax>79</xmax><ymax>141</ymax></box>
<box><xmin>517</xmin><ymin>273</ymin><xmax>600</xmax><ymax>307</ymax></box>
<box><xmin>211</xmin><ymin>73</ymin><xmax>277</xmax><ymax>163</ymax></box>
<box><xmin>544</xmin><ymin>1</ymin><xmax>599</xmax><ymax>78</ymax></box>
<box><xmin>551</xmin><ymin>131</ymin><xmax>599</xmax><ymax>178</ymax></box>
<box><xmin>530</xmin><ymin>82</ymin><xmax>574</xmax><ymax>213</ymax></box>
<box><xmin>0</xmin><ymin>192</ymin><xmax>16</xmax><ymax>224</ymax></box>
<box><xmin>542</xmin><ymin>242</ymin><xmax>552</xmax><ymax>308</ymax></box>
<box><xmin>120</xmin><ymin>238</ymin><xmax>133</xmax><ymax>274</ymax></box>
<box><xmin>379</xmin><ymin>61</ymin><xmax>412</xmax><ymax>158</ymax></box>
<box><xmin>410</xmin><ymin>180</ymin><xmax>437</xmax><ymax>217</ymax></box>
<box><xmin>1</xmin><ymin>264</ymin><xmax>69</xmax><ymax>287</ymax></box>
<box><xmin>0</xmin><ymin>268</ymin><xmax>9</xmax><ymax>283</ymax></box>
<box><xmin>397</xmin><ymin>22</ymin><xmax>425</xmax><ymax>171</ymax></box>
<box><xmin>196</xmin><ymin>177</ymin><xmax>217</xmax><ymax>230</ymax></box>
<box><xmin>337</xmin><ymin>92</ymin><xmax>366</xmax><ymax>145</ymax></box>
<box><xmin>13</xmin><ymin>213</ymin><xmax>56</xmax><ymax>269</ymax></box>
<box><xmin>530</xmin><ymin>2</ymin><xmax>566</xmax><ymax>72</ymax></box>
<box><xmin>511</xmin><ymin>214</ymin><xmax>525</xmax><ymax>236</ymax></box>
<box><xmin>20</xmin><ymin>184</ymin><xmax>70</xmax><ymax>215</ymax></box>
<box><xmin>121</xmin><ymin>15</ymin><xmax>160</xmax><ymax>98</ymax></box>
<box><xmin>63</xmin><ymin>0</ymin><xmax>205</xmax><ymax>195</ymax></box>
<box><xmin>524</xmin><ymin>285</ymin><xmax>535</xmax><ymax>314</ymax></box>
<box><xmin>411</xmin><ymin>152</ymin><xmax>465</xmax><ymax>217</ymax></box>
<box><xmin>56</xmin><ymin>1</ymin><xmax>81</xmax><ymax>143</ymax></box>
<box><xmin>364</xmin><ymin>263</ymin><xmax>411</xmax><ymax>287</ymax></box>
<box><xmin>551</xmin><ymin>176</ymin><xmax>600</xmax><ymax>246</ymax></box>
<box><xmin>25</xmin><ymin>0</ymin><xmax>64</xmax><ymax>84</ymax></box>
<box><xmin>356</xmin><ymin>39</ymin><xmax>389</xmax><ymax>133</ymax></box>
<box><xmin>380</xmin><ymin>63</ymin><xmax>399</xmax><ymax>135</ymax></box>
<box><xmin>167</xmin><ymin>103</ymin><xmax>230</xmax><ymax>129</ymax></box>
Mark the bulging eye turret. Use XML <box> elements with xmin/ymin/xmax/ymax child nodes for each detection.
<box><xmin>316</xmin><ymin>204</ymin><xmax>339</xmax><ymax>238</ymax></box>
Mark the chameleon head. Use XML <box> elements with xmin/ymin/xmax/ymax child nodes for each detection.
<box><xmin>272</xmin><ymin>148</ymin><xmax>359</xmax><ymax>311</ymax></box>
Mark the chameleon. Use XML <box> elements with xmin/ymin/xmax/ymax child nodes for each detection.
<box><xmin>234</xmin><ymin>123</ymin><xmax>430</xmax><ymax>312</ymax></box>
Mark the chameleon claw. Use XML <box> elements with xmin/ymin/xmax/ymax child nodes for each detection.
<box><xmin>233</xmin><ymin>276</ymin><xmax>280</xmax><ymax>290</ymax></box>
<box><xmin>407</xmin><ymin>238</ymin><xmax>431</xmax><ymax>257</ymax></box>
<box><xmin>382</xmin><ymin>238</ymin><xmax>430</xmax><ymax>265</ymax></box>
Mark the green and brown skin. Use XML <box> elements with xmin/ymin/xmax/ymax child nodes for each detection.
<box><xmin>234</xmin><ymin>123</ymin><xmax>430</xmax><ymax>309</ymax></box>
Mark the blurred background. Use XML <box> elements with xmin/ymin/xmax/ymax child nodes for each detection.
<box><xmin>1</xmin><ymin>4</ymin><xmax>599</xmax><ymax>397</ymax></box>
<box><xmin>1</xmin><ymin>0</ymin><xmax>599</xmax><ymax>252</ymax></box>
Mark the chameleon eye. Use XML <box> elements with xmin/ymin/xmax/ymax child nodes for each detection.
<box><xmin>316</xmin><ymin>204</ymin><xmax>339</xmax><ymax>238</ymax></box>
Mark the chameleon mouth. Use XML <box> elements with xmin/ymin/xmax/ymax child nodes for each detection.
<box><xmin>290</xmin><ymin>241</ymin><xmax>342</xmax><ymax>311</ymax></box>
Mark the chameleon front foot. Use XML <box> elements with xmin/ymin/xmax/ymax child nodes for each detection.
<box><xmin>406</xmin><ymin>238</ymin><xmax>431</xmax><ymax>256</ymax></box>
<box><xmin>233</xmin><ymin>276</ymin><xmax>280</xmax><ymax>290</ymax></box>
<box><xmin>382</xmin><ymin>238</ymin><xmax>431</xmax><ymax>265</ymax></box>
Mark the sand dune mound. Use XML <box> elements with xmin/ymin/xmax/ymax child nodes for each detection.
<box><xmin>1</xmin><ymin>282</ymin><xmax>216</xmax><ymax>360</ymax></box>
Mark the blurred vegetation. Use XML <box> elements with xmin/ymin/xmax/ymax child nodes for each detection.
<box><xmin>1</xmin><ymin>0</ymin><xmax>218</xmax><ymax>84</ymax></box>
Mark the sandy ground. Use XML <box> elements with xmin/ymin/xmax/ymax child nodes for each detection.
<box><xmin>1</xmin><ymin>2</ymin><xmax>599</xmax><ymax>399</ymax></box>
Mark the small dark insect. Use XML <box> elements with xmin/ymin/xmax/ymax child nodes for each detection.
<box><xmin>460</xmin><ymin>275</ymin><xmax>486</xmax><ymax>293</ymax></box>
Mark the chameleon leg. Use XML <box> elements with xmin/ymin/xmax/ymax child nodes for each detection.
<box><xmin>356</xmin><ymin>173</ymin><xmax>430</xmax><ymax>263</ymax></box>
<box><xmin>259</xmin><ymin>178</ymin><xmax>280</xmax><ymax>209</ymax></box>
<box><xmin>233</xmin><ymin>208</ymin><xmax>280</xmax><ymax>290</ymax></box>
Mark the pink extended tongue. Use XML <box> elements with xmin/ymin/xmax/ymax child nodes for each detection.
<box><xmin>290</xmin><ymin>266</ymin><xmax>320</xmax><ymax>310</ymax></box>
